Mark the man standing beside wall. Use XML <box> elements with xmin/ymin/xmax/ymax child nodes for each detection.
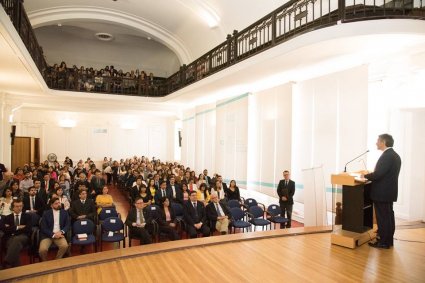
<box><xmin>277</xmin><ymin>170</ymin><xmax>295</xmax><ymax>228</ymax></box>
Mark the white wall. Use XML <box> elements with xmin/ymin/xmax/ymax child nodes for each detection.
<box><xmin>215</xmin><ymin>94</ymin><xmax>248</xmax><ymax>182</ymax></box>
<box><xmin>292</xmin><ymin>65</ymin><xmax>368</xmax><ymax>226</ymax></box>
<box><xmin>12</xmin><ymin>109</ymin><xmax>174</xmax><ymax>163</ymax></box>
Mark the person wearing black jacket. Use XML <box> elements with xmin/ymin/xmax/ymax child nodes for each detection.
<box><xmin>183</xmin><ymin>191</ymin><xmax>210</xmax><ymax>238</ymax></box>
<box><xmin>364</xmin><ymin>134</ymin><xmax>401</xmax><ymax>249</ymax></box>
<box><xmin>2</xmin><ymin>199</ymin><xmax>32</xmax><ymax>267</ymax></box>
<box><xmin>276</xmin><ymin>170</ymin><xmax>295</xmax><ymax>228</ymax></box>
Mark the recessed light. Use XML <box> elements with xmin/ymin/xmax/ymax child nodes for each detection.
<box><xmin>58</xmin><ymin>23</ymin><xmax>62</xmax><ymax>27</ymax></box>
<box><xmin>147</xmin><ymin>36</ymin><xmax>152</xmax><ymax>40</ymax></box>
<box><xmin>95</xmin><ymin>32</ymin><xmax>114</xmax><ymax>41</ymax></box>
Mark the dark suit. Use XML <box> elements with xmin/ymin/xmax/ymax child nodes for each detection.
<box><xmin>130</xmin><ymin>185</ymin><xmax>142</xmax><ymax>203</ymax></box>
<box><xmin>3</xmin><ymin>212</ymin><xmax>32</xmax><ymax>266</ymax></box>
<box><xmin>69</xmin><ymin>199</ymin><xmax>96</xmax><ymax>223</ymax></box>
<box><xmin>38</xmin><ymin>179</ymin><xmax>55</xmax><ymax>203</ymax></box>
<box><xmin>277</xmin><ymin>179</ymin><xmax>295</xmax><ymax>228</ymax></box>
<box><xmin>90</xmin><ymin>176</ymin><xmax>106</xmax><ymax>196</ymax></box>
<box><xmin>365</xmin><ymin>148</ymin><xmax>401</xmax><ymax>246</ymax></box>
<box><xmin>154</xmin><ymin>188</ymin><xmax>172</xmax><ymax>204</ymax></box>
<box><xmin>167</xmin><ymin>183</ymin><xmax>183</xmax><ymax>203</ymax></box>
<box><xmin>206</xmin><ymin>201</ymin><xmax>230</xmax><ymax>233</ymax></box>
<box><xmin>125</xmin><ymin>207</ymin><xmax>153</xmax><ymax>244</ymax></box>
<box><xmin>23</xmin><ymin>194</ymin><xmax>45</xmax><ymax>216</ymax></box>
<box><xmin>153</xmin><ymin>206</ymin><xmax>179</xmax><ymax>240</ymax></box>
<box><xmin>183</xmin><ymin>200</ymin><xmax>210</xmax><ymax>238</ymax></box>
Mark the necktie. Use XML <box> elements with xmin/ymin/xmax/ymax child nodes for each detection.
<box><xmin>15</xmin><ymin>214</ymin><xmax>19</xmax><ymax>226</ymax></box>
<box><xmin>139</xmin><ymin>209</ymin><xmax>145</xmax><ymax>224</ymax></box>
<box><xmin>216</xmin><ymin>204</ymin><xmax>222</xmax><ymax>216</ymax></box>
<box><xmin>82</xmin><ymin>200</ymin><xmax>85</xmax><ymax>204</ymax></box>
<box><xmin>193</xmin><ymin>202</ymin><xmax>198</xmax><ymax>216</ymax></box>
<box><xmin>162</xmin><ymin>190</ymin><xmax>165</xmax><ymax>197</ymax></box>
<box><xmin>285</xmin><ymin>180</ymin><xmax>288</xmax><ymax>187</ymax></box>
<box><xmin>31</xmin><ymin>196</ymin><xmax>35</xmax><ymax>210</ymax></box>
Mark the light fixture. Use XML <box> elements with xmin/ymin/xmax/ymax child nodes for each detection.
<box><xmin>59</xmin><ymin>119</ymin><xmax>76</xmax><ymax>128</ymax></box>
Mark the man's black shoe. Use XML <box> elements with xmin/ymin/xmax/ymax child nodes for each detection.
<box><xmin>368</xmin><ymin>241</ymin><xmax>390</xmax><ymax>249</ymax></box>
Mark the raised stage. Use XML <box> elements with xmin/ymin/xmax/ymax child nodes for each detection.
<box><xmin>1</xmin><ymin>226</ymin><xmax>424</xmax><ymax>283</ymax></box>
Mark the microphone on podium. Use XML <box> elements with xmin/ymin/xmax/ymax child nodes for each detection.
<box><xmin>344</xmin><ymin>150</ymin><xmax>369</xmax><ymax>172</ymax></box>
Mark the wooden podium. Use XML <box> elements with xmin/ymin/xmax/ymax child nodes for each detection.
<box><xmin>330</xmin><ymin>173</ymin><xmax>375</xmax><ymax>248</ymax></box>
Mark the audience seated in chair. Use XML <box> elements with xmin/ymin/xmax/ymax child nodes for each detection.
<box><xmin>39</xmin><ymin>198</ymin><xmax>70</xmax><ymax>261</ymax></box>
<box><xmin>125</xmin><ymin>197</ymin><xmax>153</xmax><ymax>245</ymax></box>
<box><xmin>206</xmin><ymin>193</ymin><xmax>231</xmax><ymax>235</ymax></box>
<box><xmin>70</xmin><ymin>189</ymin><xmax>96</xmax><ymax>223</ymax></box>
<box><xmin>183</xmin><ymin>191</ymin><xmax>210</xmax><ymax>238</ymax></box>
<box><xmin>95</xmin><ymin>186</ymin><xmax>114</xmax><ymax>214</ymax></box>
<box><xmin>2</xmin><ymin>199</ymin><xmax>33</xmax><ymax>268</ymax></box>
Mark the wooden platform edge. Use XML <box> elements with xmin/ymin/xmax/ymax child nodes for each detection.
<box><xmin>331</xmin><ymin>226</ymin><xmax>376</xmax><ymax>249</ymax></box>
<box><xmin>1</xmin><ymin>226</ymin><xmax>332</xmax><ymax>282</ymax></box>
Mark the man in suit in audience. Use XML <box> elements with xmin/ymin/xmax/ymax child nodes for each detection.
<box><xmin>125</xmin><ymin>197</ymin><xmax>152</xmax><ymax>245</ymax></box>
<box><xmin>39</xmin><ymin>173</ymin><xmax>55</xmax><ymax>203</ymax></box>
<box><xmin>203</xmin><ymin>169</ymin><xmax>212</xmax><ymax>190</ymax></box>
<box><xmin>364</xmin><ymin>134</ymin><xmax>401</xmax><ymax>249</ymax></box>
<box><xmin>23</xmin><ymin>186</ymin><xmax>45</xmax><ymax>225</ymax></box>
<box><xmin>167</xmin><ymin>176</ymin><xmax>183</xmax><ymax>204</ymax></box>
<box><xmin>90</xmin><ymin>169</ymin><xmax>105</xmax><ymax>198</ymax></box>
<box><xmin>69</xmin><ymin>189</ymin><xmax>96</xmax><ymax>223</ymax></box>
<box><xmin>154</xmin><ymin>181</ymin><xmax>172</xmax><ymax>204</ymax></box>
<box><xmin>2</xmin><ymin>199</ymin><xmax>32</xmax><ymax>267</ymax></box>
<box><xmin>206</xmin><ymin>192</ymin><xmax>231</xmax><ymax>235</ymax></box>
<box><xmin>130</xmin><ymin>177</ymin><xmax>144</xmax><ymax>203</ymax></box>
<box><xmin>217</xmin><ymin>175</ymin><xmax>228</xmax><ymax>192</ymax></box>
<box><xmin>277</xmin><ymin>170</ymin><xmax>296</xmax><ymax>228</ymax></box>
<box><xmin>39</xmin><ymin>197</ymin><xmax>70</xmax><ymax>261</ymax></box>
<box><xmin>184</xmin><ymin>191</ymin><xmax>210</xmax><ymax>238</ymax></box>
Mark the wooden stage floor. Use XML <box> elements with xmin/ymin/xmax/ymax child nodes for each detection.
<box><xmin>1</xmin><ymin>227</ymin><xmax>424</xmax><ymax>283</ymax></box>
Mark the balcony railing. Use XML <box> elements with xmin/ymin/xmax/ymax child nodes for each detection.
<box><xmin>1</xmin><ymin>0</ymin><xmax>424</xmax><ymax>97</ymax></box>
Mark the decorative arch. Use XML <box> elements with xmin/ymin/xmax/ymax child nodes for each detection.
<box><xmin>27</xmin><ymin>6</ymin><xmax>192</xmax><ymax>64</ymax></box>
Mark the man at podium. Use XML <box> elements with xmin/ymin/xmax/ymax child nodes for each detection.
<box><xmin>363</xmin><ymin>134</ymin><xmax>401</xmax><ymax>249</ymax></box>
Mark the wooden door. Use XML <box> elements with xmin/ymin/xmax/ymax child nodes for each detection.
<box><xmin>11</xmin><ymin>137</ymin><xmax>31</xmax><ymax>172</ymax></box>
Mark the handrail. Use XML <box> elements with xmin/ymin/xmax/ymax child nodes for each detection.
<box><xmin>1</xmin><ymin>0</ymin><xmax>424</xmax><ymax>97</ymax></box>
<box><xmin>1</xmin><ymin>0</ymin><xmax>47</xmax><ymax>76</ymax></box>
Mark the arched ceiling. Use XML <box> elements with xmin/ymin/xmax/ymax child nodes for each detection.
<box><xmin>23</xmin><ymin>0</ymin><xmax>287</xmax><ymax>76</ymax></box>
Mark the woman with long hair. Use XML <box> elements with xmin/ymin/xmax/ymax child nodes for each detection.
<box><xmin>0</xmin><ymin>188</ymin><xmax>14</xmax><ymax>216</ymax></box>
<box><xmin>226</xmin><ymin>179</ymin><xmax>241</xmax><ymax>201</ymax></box>
<box><xmin>197</xmin><ymin>183</ymin><xmax>210</xmax><ymax>206</ymax></box>
<box><xmin>157</xmin><ymin>197</ymin><xmax>180</xmax><ymax>241</ymax></box>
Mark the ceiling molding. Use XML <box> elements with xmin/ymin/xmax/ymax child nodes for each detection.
<box><xmin>27</xmin><ymin>6</ymin><xmax>192</xmax><ymax>64</ymax></box>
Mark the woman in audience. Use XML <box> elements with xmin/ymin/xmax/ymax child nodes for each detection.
<box><xmin>138</xmin><ymin>184</ymin><xmax>152</xmax><ymax>205</ymax></box>
<box><xmin>197</xmin><ymin>174</ymin><xmax>206</xmax><ymax>187</ymax></box>
<box><xmin>148</xmin><ymin>179</ymin><xmax>157</xmax><ymax>203</ymax></box>
<box><xmin>95</xmin><ymin>185</ymin><xmax>114</xmax><ymax>214</ymax></box>
<box><xmin>13</xmin><ymin>168</ymin><xmax>25</xmax><ymax>182</ymax></box>
<box><xmin>226</xmin><ymin>179</ymin><xmax>241</xmax><ymax>202</ymax></box>
<box><xmin>58</xmin><ymin>174</ymin><xmax>71</xmax><ymax>198</ymax></box>
<box><xmin>181</xmin><ymin>183</ymin><xmax>190</xmax><ymax>202</ymax></box>
<box><xmin>0</xmin><ymin>188</ymin><xmax>13</xmax><ymax>216</ymax></box>
<box><xmin>48</xmin><ymin>166</ymin><xmax>58</xmax><ymax>180</ymax></box>
<box><xmin>211</xmin><ymin>180</ymin><xmax>226</xmax><ymax>201</ymax></box>
<box><xmin>157</xmin><ymin>197</ymin><xmax>180</xmax><ymax>241</ymax></box>
<box><xmin>10</xmin><ymin>181</ymin><xmax>23</xmax><ymax>199</ymax></box>
<box><xmin>55</xmin><ymin>187</ymin><xmax>70</xmax><ymax>210</ymax></box>
<box><xmin>188</xmin><ymin>178</ymin><xmax>197</xmax><ymax>192</ymax></box>
<box><xmin>197</xmin><ymin>183</ymin><xmax>210</xmax><ymax>206</ymax></box>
